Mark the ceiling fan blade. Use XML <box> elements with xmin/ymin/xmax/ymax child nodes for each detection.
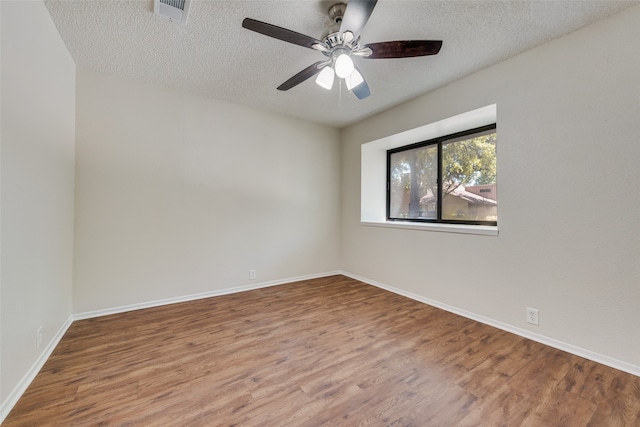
<box><xmin>340</xmin><ymin>0</ymin><xmax>378</xmax><ymax>39</ymax></box>
<box><xmin>277</xmin><ymin>62</ymin><xmax>326</xmax><ymax>91</ymax></box>
<box><xmin>351</xmin><ymin>67</ymin><xmax>371</xmax><ymax>100</ymax></box>
<box><xmin>242</xmin><ymin>18</ymin><xmax>324</xmax><ymax>50</ymax></box>
<box><xmin>363</xmin><ymin>40</ymin><xmax>443</xmax><ymax>59</ymax></box>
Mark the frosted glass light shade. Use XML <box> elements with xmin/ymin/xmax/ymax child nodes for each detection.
<box><xmin>334</xmin><ymin>54</ymin><xmax>354</xmax><ymax>79</ymax></box>
<box><xmin>345</xmin><ymin>69</ymin><xmax>364</xmax><ymax>90</ymax></box>
<box><xmin>315</xmin><ymin>66</ymin><xmax>335</xmax><ymax>90</ymax></box>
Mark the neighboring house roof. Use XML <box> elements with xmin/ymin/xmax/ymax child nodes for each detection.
<box><xmin>420</xmin><ymin>185</ymin><xmax>497</xmax><ymax>205</ymax></box>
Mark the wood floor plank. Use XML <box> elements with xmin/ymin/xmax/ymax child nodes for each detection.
<box><xmin>4</xmin><ymin>275</ymin><xmax>640</xmax><ymax>426</ymax></box>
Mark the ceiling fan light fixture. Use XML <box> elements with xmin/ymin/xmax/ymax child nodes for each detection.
<box><xmin>334</xmin><ymin>53</ymin><xmax>354</xmax><ymax>78</ymax></box>
<box><xmin>315</xmin><ymin>66</ymin><xmax>335</xmax><ymax>90</ymax></box>
<box><xmin>345</xmin><ymin>69</ymin><xmax>364</xmax><ymax>90</ymax></box>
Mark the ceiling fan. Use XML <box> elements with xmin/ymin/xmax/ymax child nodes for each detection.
<box><xmin>242</xmin><ymin>0</ymin><xmax>442</xmax><ymax>100</ymax></box>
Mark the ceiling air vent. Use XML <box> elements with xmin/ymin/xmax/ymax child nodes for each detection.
<box><xmin>154</xmin><ymin>0</ymin><xmax>191</xmax><ymax>25</ymax></box>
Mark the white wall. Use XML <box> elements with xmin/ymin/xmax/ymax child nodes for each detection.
<box><xmin>74</xmin><ymin>70</ymin><xmax>341</xmax><ymax>314</ymax></box>
<box><xmin>341</xmin><ymin>5</ymin><xmax>640</xmax><ymax>371</ymax></box>
<box><xmin>0</xmin><ymin>0</ymin><xmax>75</xmax><ymax>414</ymax></box>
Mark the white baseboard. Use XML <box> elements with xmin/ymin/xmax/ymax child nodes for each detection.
<box><xmin>72</xmin><ymin>271</ymin><xmax>341</xmax><ymax>321</ymax></box>
<box><xmin>0</xmin><ymin>316</ymin><xmax>74</xmax><ymax>424</ymax></box>
<box><xmin>340</xmin><ymin>270</ymin><xmax>640</xmax><ymax>378</ymax></box>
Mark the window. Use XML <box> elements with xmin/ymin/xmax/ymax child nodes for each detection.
<box><xmin>387</xmin><ymin>124</ymin><xmax>497</xmax><ymax>226</ymax></box>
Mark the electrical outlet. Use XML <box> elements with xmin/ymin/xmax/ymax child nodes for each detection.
<box><xmin>36</xmin><ymin>327</ymin><xmax>43</xmax><ymax>350</ymax></box>
<box><xmin>526</xmin><ymin>307</ymin><xmax>539</xmax><ymax>326</ymax></box>
<box><xmin>249</xmin><ymin>269</ymin><xmax>256</xmax><ymax>280</ymax></box>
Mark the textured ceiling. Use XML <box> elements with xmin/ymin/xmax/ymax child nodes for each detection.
<box><xmin>44</xmin><ymin>0</ymin><xmax>638</xmax><ymax>128</ymax></box>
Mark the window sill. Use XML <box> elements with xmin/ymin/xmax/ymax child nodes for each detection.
<box><xmin>361</xmin><ymin>221</ymin><xmax>498</xmax><ymax>236</ymax></box>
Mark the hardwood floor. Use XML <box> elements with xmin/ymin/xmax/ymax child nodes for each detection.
<box><xmin>5</xmin><ymin>275</ymin><xmax>640</xmax><ymax>426</ymax></box>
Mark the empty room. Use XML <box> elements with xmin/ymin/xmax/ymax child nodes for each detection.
<box><xmin>2</xmin><ymin>0</ymin><xmax>639</xmax><ymax>425</ymax></box>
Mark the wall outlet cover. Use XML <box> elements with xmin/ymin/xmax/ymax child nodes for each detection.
<box><xmin>526</xmin><ymin>307</ymin><xmax>539</xmax><ymax>326</ymax></box>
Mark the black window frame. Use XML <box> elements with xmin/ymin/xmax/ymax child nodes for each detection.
<box><xmin>386</xmin><ymin>123</ymin><xmax>497</xmax><ymax>226</ymax></box>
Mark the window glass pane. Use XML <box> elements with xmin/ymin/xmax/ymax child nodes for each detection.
<box><xmin>389</xmin><ymin>145</ymin><xmax>438</xmax><ymax>219</ymax></box>
<box><xmin>441</xmin><ymin>131</ymin><xmax>497</xmax><ymax>222</ymax></box>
